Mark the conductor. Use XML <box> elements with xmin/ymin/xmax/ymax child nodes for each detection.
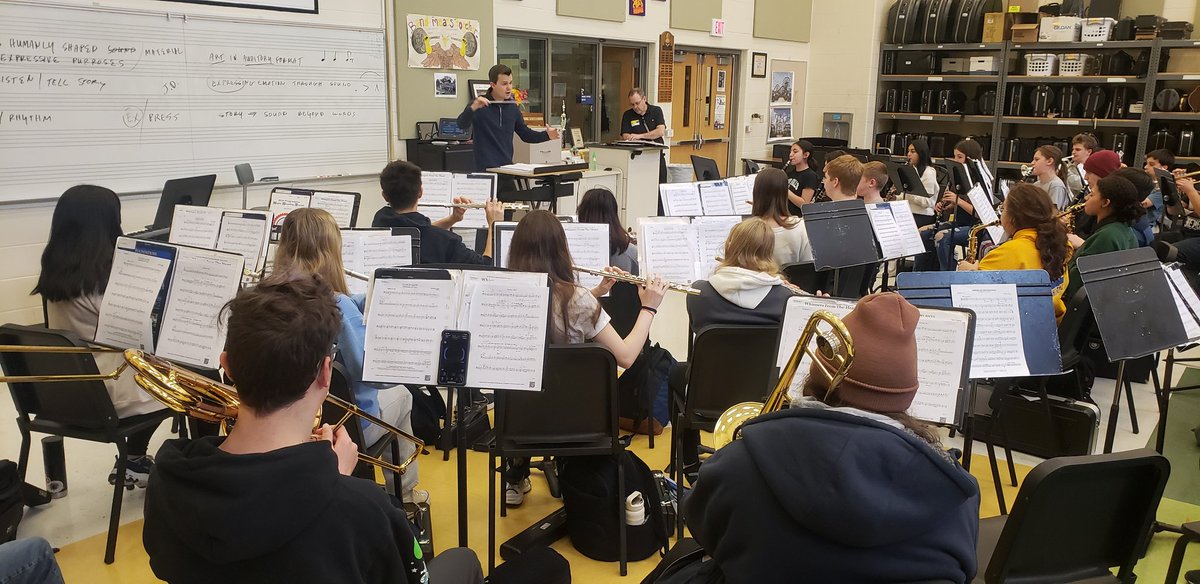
<box><xmin>457</xmin><ymin>64</ymin><xmax>561</xmax><ymax>177</ymax></box>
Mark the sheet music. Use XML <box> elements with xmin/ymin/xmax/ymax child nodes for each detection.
<box><xmin>168</xmin><ymin>206</ymin><xmax>223</xmax><ymax>249</ymax></box>
<box><xmin>495</xmin><ymin>226</ymin><xmax>517</xmax><ymax>268</ymax></box>
<box><xmin>310</xmin><ymin>192</ymin><xmax>357</xmax><ymax>228</ymax></box>
<box><xmin>95</xmin><ymin>243</ymin><xmax>172</xmax><ymax>351</ymax></box>
<box><xmin>726</xmin><ymin>175</ymin><xmax>755</xmax><ymax>215</ymax></box>
<box><xmin>887</xmin><ymin>201</ymin><xmax>928</xmax><ymax>257</ymax></box>
<box><xmin>777</xmin><ymin>297</ymin><xmax>856</xmax><ymax>401</ymax></box>
<box><xmin>454</xmin><ymin>173</ymin><xmax>496</xmax><ymax>202</ymax></box>
<box><xmin>269</xmin><ymin>192</ymin><xmax>310</xmax><ymax>223</ymax></box>
<box><xmin>1164</xmin><ymin>264</ymin><xmax>1200</xmax><ymax>342</ymax></box>
<box><xmin>639</xmin><ymin>219</ymin><xmax>697</xmax><ymax>284</ymax></box>
<box><xmin>965</xmin><ymin>185</ymin><xmax>1005</xmax><ymax>244</ymax></box>
<box><xmin>420</xmin><ymin>172</ymin><xmax>455</xmax><ymax>206</ymax></box>
<box><xmin>215</xmin><ymin>213</ymin><xmax>270</xmax><ymax>272</ymax></box>
<box><xmin>698</xmin><ymin>180</ymin><xmax>736</xmax><ymax>216</ymax></box>
<box><xmin>263</xmin><ymin>242</ymin><xmax>279</xmax><ymax>278</ymax></box>
<box><xmin>659</xmin><ymin>183</ymin><xmax>703</xmax><ymax>217</ymax></box>
<box><xmin>155</xmin><ymin>249</ymin><xmax>243</xmax><ymax>369</ymax></box>
<box><xmin>867</xmin><ymin>203</ymin><xmax>906</xmax><ymax>260</ymax></box>
<box><xmin>693</xmin><ymin>216</ymin><xmax>741</xmax><ymax>278</ymax></box>
<box><xmin>456</xmin><ymin>271</ymin><xmax>546</xmax><ymax>330</ymax></box>
<box><xmin>951</xmin><ymin>283</ymin><xmax>1029</xmax><ymax>378</ymax></box>
<box><xmin>342</xmin><ymin>231</ymin><xmax>413</xmax><ymax>296</ymax></box>
<box><xmin>563</xmin><ymin>223</ymin><xmax>610</xmax><ymax>289</ymax></box>
<box><xmin>461</xmin><ymin>275</ymin><xmax>550</xmax><ymax>391</ymax></box>
<box><xmin>362</xmin><ymin>275</ymin><xmax>459</xmax><ymax>384</ymax></box>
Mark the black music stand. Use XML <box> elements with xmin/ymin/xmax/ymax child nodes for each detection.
<box><xmin>150</xmin><ymin>174</ymin><xmax>217</xmax><ymax>230</ymax></box>
<box><xmin>1077</xmin><ymin>247</ymin><xmax>1189</xmax><ymax>453</ymax></box>
<box><xmin>803</xmin><ymin>199</ymin><xmax>881</xmax><ymax>297</ymax></box>
<box><xmin>886</xmin><ymin>161</ymin><xmax>932</xmax><ymax>198</ymax></box>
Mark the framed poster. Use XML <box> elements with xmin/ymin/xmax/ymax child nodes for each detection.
<box><xmin>407</xmin><ymin>14</ymin><xmax>481</xmax><ymax>70</ymax></box>
<box><xmin>716</xmin><ymin>70</ymin><xmax>727</xmax><ymax>93</ymax></box>
<box><xmin>630</xmin><ymin>0</ymin><xmax>646</xmax><ymax>16</ymax></box>
<box><xmin>771</xmin><ymin>71</ymin><xmax>793</xmax><ymax>105</ymax></box>
<box><xmin>161</xmin><ymin>0</ymin><xmax>317</xmax><ymax>13</ymax></box>
<box><xmin>434</xmin><ymin>73</ymin><xmax>457</xmax><ymax>98</ymax></box>
<box><xmin>769</xmin><ymin>107</ymin><xmax>793</xmax><ymax>142</ymax></box>
<box><xmin>751</xmin><ymin>52</ymin><xmax>768</xmax><ymax>78</ymax></box>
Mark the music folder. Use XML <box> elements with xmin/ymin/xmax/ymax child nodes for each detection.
<box><xmin>775</xmin><ymin>296</ymin><xmax>975</xmax><ymax>428</ymax></box>
<box><xmin>802</xmin><ymin>199</ymin><xmax>881</xmax><ymax>271</ymax></box>
<box><xmin>361</xmin><ymin>268</ymin><xmax>550</xmax><ymax>391</ymax></box>
<box><xmin>1077</xmin><ymin>247</ymin><xmax>1189</xmax><ymax>360</ymax></box>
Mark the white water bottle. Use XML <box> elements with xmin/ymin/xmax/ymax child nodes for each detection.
<box><xmin>625</xmin><ymin>491</ymin><xmax>646</xmax><ymax>526</ymax></box>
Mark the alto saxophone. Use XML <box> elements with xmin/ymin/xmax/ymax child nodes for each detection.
<box><xmin>966</xmin><ymin>220</ymin><xmax>1001</xmax><ymax>263</ymax></box>
<box><xmin>1055</xmin><ymin>201</ymin><xmax>1087</xmax><ymax>234</ymax></box>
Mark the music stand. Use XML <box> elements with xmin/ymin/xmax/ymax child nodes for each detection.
<box><xmin>150</xmin><ymin>174</ymin><xmax>217</xmax><ymax>230</ymax></box>
<box><xmin>940</xmin><ymin>159</ymin><xmax>973</xmax><ymax>194</ymax></box>
<box><xmin>803</xmin><ymin>199</ymin><xmax>881</xmax><ymax>298</ymax></box>
<box><xmin>1076</xmin><ymin>247</ymin><xmax>1189</xmax><ymax>452</ymax></box>
<box><xmin>690</xmin><ymin>155</ymin><xmax>721</xmax><ymax>181</ymax></box>
<box><xmin>1154</xmin><ymin>168</ymin><xmax>1180</xmax><ymax>207</ymax></box>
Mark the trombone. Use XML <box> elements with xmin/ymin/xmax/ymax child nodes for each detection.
<box><xmin>571</xmin><ymin>265</ymin><xmax>701</xmax><ymax>295</ymax></box>
<box><xmin>712</xmin><ymin>310</ymin><xmax>855</xmax><ymax>449</ymax></box>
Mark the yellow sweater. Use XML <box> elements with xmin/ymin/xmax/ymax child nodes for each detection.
<box><xmin>978</xmin><ymin>228</ymin><xmax>1069</xmax><ymax>320</ymax></box>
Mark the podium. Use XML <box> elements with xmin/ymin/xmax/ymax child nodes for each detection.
<box><xmin>590</xmin><ymin>143</ymin><xmax>667</xmax><ymax>224</ymax></box>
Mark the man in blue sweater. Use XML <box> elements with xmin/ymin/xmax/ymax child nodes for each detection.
<box><xmin>456</xmin><ymin>64</ymin><xmax>560</xmax><ymax>175</ymax></box>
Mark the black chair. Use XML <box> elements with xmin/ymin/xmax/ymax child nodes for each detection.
<box><xmin>319</xmin><ymin>361</ymin><xmax>402</xmax><ymax>493</ymax></box>
<box><xmin>1165</xmin><ymin>521</ymin><xmax>1200</xmax><ymax>584</ymax></box>
<box><xmin>742</xmin><ymin>159</ymin><xmax>763</xmax><ymax>175</ymax></box>
<box><xmin>669</xmin><ymin>325</ymin><xmax>779</xmax><ymax>538</ymax></box>
<box><xmin>974</xmin><ymin>449</ymin><xmax>1170</xmax><ymax>584</ymax></box>
<box><xmin>0</xmin><ymin>324</ymin><xmax>173</xmax><ymax>564</ymax></box>
<box><xmin>600</xmin><ymin>282</ymin><xmax>657</xmax><ymax>447</ymax></box>
<box><xmin>782</xmin><ymin>263</ymin><xmax>828</xmax><ymax>294</ymax></box>
<box><xmin>488</xmin><ymin>344</ymin><xmax>627</xmax><ymax>575</ymax></box>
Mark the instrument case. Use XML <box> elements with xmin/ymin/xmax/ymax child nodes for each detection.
<box><xmin>887</xmin><ymin>0</ymin><xmax>927</xmax><ymax>44</ymax></box>
<box><xmin>974</xmin><ymin>385</ymin><xmax>1099</xmax><ymax>458</ymax></box>
<box><xmin>950</xmin><ymin>0</ymin><xmax>992</xmax><ymax>44</ymax></box>
<box><xmin>920</xmin><ymin>0</ymin><xmax>957</xmax><ymax>44</ymax></box>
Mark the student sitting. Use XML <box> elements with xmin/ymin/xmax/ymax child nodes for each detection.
<box><xmin>371</xmin><ymin>160</ymin><xmax>503</xmax><ymax>264</ymax></box>
<box><xmin>902</xmin><ymin>139</ymin><xmax>941</xmax><ymax>229</ymax></box>
<box><xmin>653</xmin><ymin>293</ymin><xmax>980</xmax><ymax>584</ymax></box>
<box><xmin>577</xmin><ymin>187</ymin><xmax>638</xmax><ymax>275</ymax></box>
<box><xmin>958</xmin><ymin>184</ymin><xmax>1071</xmax><ymax>321</ymax></box>
<box><xmin>502</xmin><ymin>210</ymin><xmax>667</xmax><ymax>506</ymax></box>
<box><xmin>751</xmin><ymin>167</ymin><xmax>812</xmax><ymax>267</ymax></box>
<box><xmin>274</xmin><ymin>208</ymin><xmax>419</xmax><ymax>496</ymax></box>
<box><xmin>1066</xmin><ymin>133</ymin><xmax>1099</xmax><ymax>198</ymax></box>
<box><xmin>1141</xmin><ymin>148</ymin><xmax>1171</xmax><ymax>231</ymax></box>
<box><xmin>1030</xmin><ymin>145</ymin><xmax>1071</xmax><ymax>210</ymax></box>
<box><xmin>1152</xmin><ymin>174</ymin><xmax>1200</xmax><ymax>266</ymax></box>
<box><xmin>672</xmin><ymin>218</ymin><xmax>800</xmax><ymax>480</ymax></box>
<box><xmin>1073</xmin><ymin>148</ymin><xmax>1123</xmax><ymax>238</ymax></box>
<box><xmin>1114</xmin><ymin>167</ymin><xmax>1157</xmax><ymax>247</ymax></box>
<box><xmin>857</xmin><ymin>161</ymin><xmax>889</xmax><ymax>204</ymax></box>
<box><xmin>932</xmin><ymin>139</ymin><xmax>989</xmax><ymax>270</ymax></box>
<box><xmin>821</xmin><ymin>154</ymin><xmax>864</xmax><ymax>203</ymax></box>
<box><xmin>144</xmin><ymin>275</ymin><xmax>484</xmax><ymax>584</ymax></box>
<box><xmin>1063</xmin><ymin>174</ymin><xmax>1143</xmax><ymax>302</ymax></box>
<box><xmin>33</xmin><ymin>185</ymin><xmax>167</xmax><ymax>488</ymax></box>
<box><xmin>784</xmin><ymin>139</ymin><xmax>821</xmax><ymax>216</ymax></box>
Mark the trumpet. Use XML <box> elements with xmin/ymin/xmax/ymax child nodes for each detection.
<box><xmin>712</xmin><ymin>310</ymin><xmax>855</xmax><ymax>449</ymax></box>
<box><xmin>571</xmin><ymin>265</ymin><xmax>701</xmax><ymax>295</ymax></box>
<box><xmin>966</xmin><ymin>220</ymin><xmax>1001</xmax><ymax>263</ymax></box>
<box><xmin>428</xmin><ymin>202</ymin><xmax>531</xmax><ymax>210</ymax></box>
<box><xmin>1176</xmin><ymin>169</ymin><xmax>1200</xmax><ymax>180</ymax></box>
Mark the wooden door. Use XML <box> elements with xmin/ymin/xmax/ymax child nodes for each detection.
<box><xmin>670</xmin><ymin>51</ymin><xmax>733</xmax><ymax>178</ymax></box>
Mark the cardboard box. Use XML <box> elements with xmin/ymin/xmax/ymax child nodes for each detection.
<box><xmin>942</xmin><ymin>57</ymin><xmax>970</xmax><ymax>73</ymax></box>
<box><xmin>1012</xmin><ymin>23</ymin><xmax>1040</xmax><ymax>43</ymax></box>
<box><xmin>512</xmin><ymin>134</ymin><xmax>562</xmax><ymax>165</ymax></box>
<box><xmin>970</xmin><ymin>56</ymin><xmax>1000</xmax><ymax>74</ymax></box>
<box><xmin>1040</xmin><ymin>16</ymin><xmax>1082</xmax><ymax>42</ymax></box>
<box><xmin>1006</xmin><ymin>0</ymin><xmax>1038</xmax><ymax>13</ymax></box>
<box><xmin>983</xmin><ymin>12</ymin><xmax>1039</xmax><ymax>42</ymax></box>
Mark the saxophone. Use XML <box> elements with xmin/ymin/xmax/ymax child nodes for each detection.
<box><xmin>966</xmin><ymin>220</ymin><xmax>1001</xmax><ymax>263</ymax></box>
<box><xmin>1055</xmin><ymin>201</ymin><xmax>1086</xmax><ymax>234</ymax></box>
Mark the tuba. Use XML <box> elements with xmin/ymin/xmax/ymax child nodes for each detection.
<box><xmin>712</xmin><ymin>311</ymin><xmax>855</xmax><ymax>449</ymax></box>
<box><xmin>966</xmin><ymin>220</ymin><xmax>1001</xmax><ymax>263</ymax></box>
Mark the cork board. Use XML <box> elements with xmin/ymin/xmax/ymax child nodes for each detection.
<box><xmin>557</xmin><ymin>0</ymin><xmax>626</xmax><ymax>23</ymax></box>
<box><xmin>670</xmin><ymin>0</ymin><xmax>721</xmax><ymax>32</ymax></box>
<box><xmin>754</xmin><ymin>0</ymin><xmax>812</xmax><ymax>43</ymax></box>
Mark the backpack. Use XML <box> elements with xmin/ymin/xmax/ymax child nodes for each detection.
<box><xmin>619</xmin><ymin>344</ymin><xmax>676</xmax><ymax>435</ymax></box>
<box><xmin>405</xmin><ymin>385</ymin><xmax>447</xmax><ymax>444</ymax></box>
<box><xmin>0</xmin><ymin>460</ymin><xmax>50</xmax><ymax>543</ymax></box>
<box><xmin>559</xmin><ymin>451</ymin><xmax>670</xmax><ymax>562</ymax></box>
<box><xmin>490</xmin><ymin>546</ymin><xmax>572</xmax><ymax>584</ymax></box>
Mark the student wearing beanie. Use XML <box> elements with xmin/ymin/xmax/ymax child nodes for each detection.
<box><xmin>1070</xmin><ymin>149</ymin><xmax>1123</xmax><ymax>238</ymax></box>
<box><xmin>1063</xmin><ymin>174</ymin><xmax>1143</xmax><ymax>302</ymax></box>
<box><xmin>656</xmin><ymin>293</ymin><xmax>980</xmax><ymax>584</ymax></box>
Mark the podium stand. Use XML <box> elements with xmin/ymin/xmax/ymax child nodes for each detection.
<box><xmin>591</xmin><ymin>143</ymin><xmax>668</xmax><ymax>224</ymax></box>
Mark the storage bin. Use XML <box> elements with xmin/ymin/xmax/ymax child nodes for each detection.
<box><xmin>1039</xmin><ymin>16</ymin><xmax>1082</xmax><ymax>42</ymax></box>
<box><xmin>1024</xmin><ymin>53</ymin><xmax>1058</xmax><ymax>76</ymax></box>
<box><xmin>1081</xmin><ymin>17</ymin><xmax>1117</xmax><ymax>41</ymax></box>
<box><xmin>941</xmin><ymin>57</ymin><xmax>970</xmax><ymax>73</ymax></box>
<box><xmin>1057</xmin><ymin>53</ymin><xmax>1098</xmax><ymax>76</ymax></box>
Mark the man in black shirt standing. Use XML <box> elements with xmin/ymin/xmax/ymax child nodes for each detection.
<box><xmin>620</xmin><ymin>87</ymin><xmax>669</xmax><ymax>213</ymax></box>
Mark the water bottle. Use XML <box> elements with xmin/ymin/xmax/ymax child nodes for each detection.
<box><xmin>625</xmin><ymin>491</ymin><xmax>646</xmax><ymax>526</ymax></box>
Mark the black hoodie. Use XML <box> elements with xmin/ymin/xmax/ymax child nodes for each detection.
<box><xmin>680</xmin><ymin>406</ymin><xmax>980</xmax><ymax>584</ymax></box>
<box><xmin>144</xmin><ymin>437</ymin><xmax>428</xmax><ymax>584</ymax></box>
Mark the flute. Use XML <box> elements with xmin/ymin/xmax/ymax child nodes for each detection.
<box><xmin>344</xmin><ymin>268</ymin><xmax>369</xmax><ymax>282</ymax></box>
<box><xmin>571</xmin><ymin>265</ymin><xmax>701</xmax><ymax>295</ymax></box>
<box><xmin>427</xmin><ymin>202</ymin><xmax>531</xmax><ymax>210</ymax></box>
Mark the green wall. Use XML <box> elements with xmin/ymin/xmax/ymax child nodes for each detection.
<box><xmin>557</xmin><ymin>0</ymin><xmax>626</xmax><ymax>22</ymax></box>
<box><xmin>754</xmin><ymin>0</ymin><xmax>812</xmax><ymax>43</ymax></box>
<box><xmin>670</xmin><ymin>0</ymin><xmax>722</xmax><ymax>32</ymax></box>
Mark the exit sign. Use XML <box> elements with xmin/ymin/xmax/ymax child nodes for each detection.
<box><xmin>710</xmin><ymin>18</ymin><xmax>725</xmax><ymax>37</ymax></box>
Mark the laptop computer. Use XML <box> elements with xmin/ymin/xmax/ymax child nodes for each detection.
<box><xmin>436</xmin><ymin>118</ymin><xmax>471</xmax><ymax>141</ymax></box>
<box><xmin>150</xmin><ymin>174</ymin><xmax>217</xmax><ymax>230</ymax></box>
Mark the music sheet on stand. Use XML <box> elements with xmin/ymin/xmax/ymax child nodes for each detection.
<box><xmin>454</xmin><ymin>174</ymin><xmax>495</xmax><ymax>201</ymax></box>
<box><xmin>168</xmin><ymin>206</ymin><xmax>223</xmax><ymax>248</ymax></box>
<box><xmin>269</xmin><ymin>191</ymin><xmax>311</xmax><ymax>222</ymax></box>
<box><xmin>951</xmin><ymin>283</ymin><xmax>1029</xmax><ymax>378</ymax></box>
<box><xmin>725</xmin><ymin>175</ymin><xmax>756</xmax><ymax>216</ymax></box>
<box><xmin>866</xmin><ymin>203</ymin><xmax>907</xmax><ymax>260</ymax></box>
<box><xmin>966</xmin><ymin>186</ymin><xmax>1005</xmax><ymax>244</ymax></box>
<box><xmin>309</xmin><ymin>192</ymin><xmax>357</xmax><ymax>228</ymax></box>
<box><xmin>563</xmin><ymin>223</ymin><xmax>610</xmax><ymax>289</ymax></box>
<box><xmin>215</xmin><ymin>213</ymin><xmax>270</xmax><ymax>272</ymax></box>
<box><xmin>461</xmin><ymin>275</ymin><xmax>549</xmax><ymax>391</ymax></box>
<box><xmin>420</xmin><ymin>172</ymin><xmax>454</xmax><ymax>206</ymax></box>
<box><xmin>698</xmin><ymin>180</ymin><xmax>735</xmax><ymax>216</ymax></box>
<box><xmin>659</xmin><ymin>183</ymin><xmax>702</xmax><ymax>217</ymax></box>
<box><xmin>693</xmin><ymin>216</ymin><xmax>741</xmax><ymax>279</ymax></box>
<box><xmin>887</xmin><ymin>201</ymin><xmax>927</xmax><ymax>257</ymax></box>
<box><xmin>155</xmin><ymin>249</ymin><xmax>243</xmax><ymax>369</ymax></box>
<box><xmin>1164</xmin><ymin>264</ymin><xmax>1200</xmax><ymax>342</ymax></box>
<box><xmin>343</xmin><ymin>232</ymin><xmax>413</xmax><ymax>296</ymax></box>
<box><xmin>95</xmin><ymin>244</ymin><xmax>172</xmax><ymax>352</ymax></box>
<box><xmin>362</xmin><ymin>275</ymin><xmax>459</xmax><ymax>385</ymax></box>
<box><xmin>639</xmin><ymin>219</ymin><xmax>697</xmax><ymax>284</ymax></box>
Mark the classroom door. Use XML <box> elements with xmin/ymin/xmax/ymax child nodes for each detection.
<box><xmin>670</xmin><ymin>50</ymin><xmax>736</xmax><ymax>178</ymax></box>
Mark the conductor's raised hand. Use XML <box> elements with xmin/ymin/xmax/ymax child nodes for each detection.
<box><xmin>470</xmin><ymin>95</ymin><xmax>492</xmax><ymax>111</ymax></box>
<box><xmin>638</xmin><ymin>274</ymin><xmax>667</xmax><ymax>310</ymax></box>
<box><xmin>484</xmin><ymin>200</ymin><xmax>505</xmax><ymax>225</ymax></box>
<box><xmin>315</xmin><ymin>423</ymin><xmax>359</xmax><ymax>476</ymax></box>
<box><xmin>450</xmin><ymin>196</ymin><xmax>470</xmax><ymax>222</ymax></box>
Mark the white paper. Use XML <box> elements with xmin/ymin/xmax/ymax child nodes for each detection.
<box><xmin>342</xmin><ymin>231</ymin><xmax>413</xmax><ymax>296</ymax></box>
<box><xmin>362</xmin><ymin>276</ymin><xmax>459</xmax><ymax>384</ymax></box>
<box><xmin>659</xmin><ymin>183</ymin><xmax>703</xmax><ymax>217</ymax></box>
<box><xmin>457</xmin><ymin>271</ymin><xmax>547</xmax><ymax>330</ymax></box>
<box><xmin>492</xmin><ymin>163</ymin><xmax>540</xmax><ymax>174</ymax></box>
<box><xmin>867</xmin><ymin>203</ymin><xmax>906</xmax><ymax>260</ymax></box>
<box><xmin>215</xmin><ymin>213</ymin><xmax>270</xmax><ymax>272</ymax></box>
<box><xmin>698</xmin><ymin>180</ymin><xmax>736</xmax><ymax>216</ymax></box>
<box><xmin>964</xmin><ymin>185</ymin><xmax>1005</xmax><ymax>245</ymax></box>
<box><xmin>309</xmin><ymin>192</ymin><xmax>357</xmax><ymax>228</ymax></box>
<box><xmin>562</xmin><ymin>223</ymin><xmax>610</xmax><ymax>289</ymax></box>
<box><xmin>1164</xmin><ymin>264</ymin><xmax>1200</xmax><ymax>342</ymax></box>
<box><xmin>154</xmin><ymin>249</ymin><xmax>243</xmax><ymax>369</ymax></box>
<box><xmin>420</xmin><ymin>172</ymin><xmax>455</xmax><ymax>206</ymax></box>
<box><xmin>776</xmin><ymin>296</ymin><xmax>856</xmax><ymax>402</ymax></box>
<box><xmin>495</xmin><ymin>224</ymin><xmax>517</xmax><ymax>268</ymax></box>
<box><xmin>639</xmin><ymin>219</ymin><xmax>697</xmax><ymax>284</ymax></box>
<box><xmin>268</xmin><ymin>191</ymin><xmax>311</xmax><ymax>224</ymax></box>
<box><xmin>462</xmin><ymin>276</ymin><xmax>550</xmax><ymax>391</ymax></box>
<box><xmin>726</xmin><ymin>175</ymin><xmax>755</xmax><ymax>216</ymax></box>
<box><xmin>693</xmin><ymin>216</ymin><xmax>741</xmax><ymax>278</ymax></box>
<box><xmin>94</xmin><ymin>242</ymin><xmax>171</xmax><ymax>351</ymax></box>
<box><xmin>168</xmin><ymin>206</ymin><xmax>223</xmax><ymax>249</ymax></box>
<box><xmin>453</xmin><ymin>173</ymin><xmax>496</xmax><ymax>202</ymax></box>
<box><xmin>951</xmin><ymin>283</ymin><xmax>1029</xmax><ymax>378</ymax></box>
<box><xmin>887</xmin><ymin>201</ymin><xmax>928</xmax><ymax>257</ymax></box>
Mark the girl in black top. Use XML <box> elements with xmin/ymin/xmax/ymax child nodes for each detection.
<box><xmin>785</xmin><ymin>139</ymin><xmax>821</xmax><ymax>216</ymax></box>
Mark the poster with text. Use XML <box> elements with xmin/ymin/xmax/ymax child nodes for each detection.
<box><xmin>407</xmin><ymin>14</ymin><xmax>481</xmax><ymax>70</ymax></box>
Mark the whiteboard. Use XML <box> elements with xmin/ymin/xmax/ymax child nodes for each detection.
<box><xmin>0</xmin><ymin>2</ymin><xmax>388</xmax><ymax>203</ymax></box>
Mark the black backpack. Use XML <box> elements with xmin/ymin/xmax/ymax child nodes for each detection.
<box><xmin>619</xmin><ymin>343</ymin><xmax>676</xmax><ymax>432</ymax></box>
<box><xmin>0</xmin><ymin>461</ymin><xmax>50</xmax><ymax>543</ymax></box>
<box><xmin>559</xmin><ymin>451</ymin><xmax>669</xmax><ymax>562</ymax></box>
<box><xmin>405</xmin><ymin>385</ymin><xmax>447</xmax><ymax>444</ymax></box>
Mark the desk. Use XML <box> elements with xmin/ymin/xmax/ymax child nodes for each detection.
<box><xmin>590</xmin><ymin>143</ymin><xmax>668</xmax><ymax>225</ymax></box>
<box><xmin>487</xmin><ymin>163</ymin><xmax>588</xmax><ymax>213</ymax></box>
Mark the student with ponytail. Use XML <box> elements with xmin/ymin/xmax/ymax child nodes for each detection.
<box><xmin>958</xmin><ymin>184</ymin><xmax>1072</xmax><ymax>320</ymax></box>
